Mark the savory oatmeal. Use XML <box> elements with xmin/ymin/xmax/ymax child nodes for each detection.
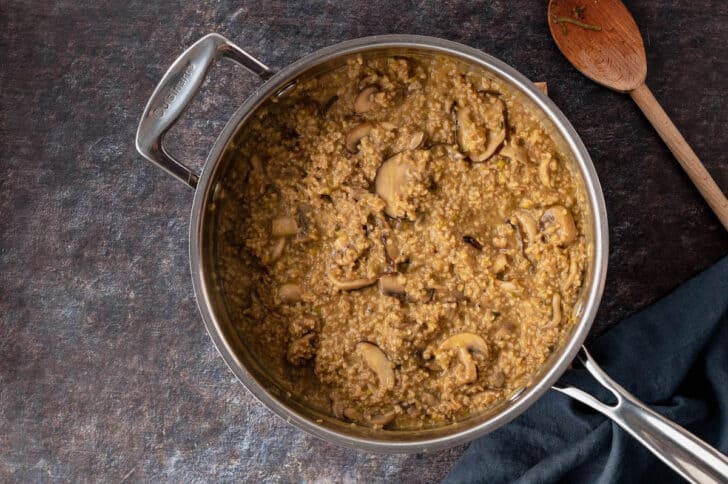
<box><xmin>215</xmin><ymin>54</ymin><xmax>589</xmax><ymax>429</ymax></box>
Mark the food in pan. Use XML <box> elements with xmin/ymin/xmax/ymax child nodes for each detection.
<box><xmin>216</xmin><ymin>54</ymin><xmax>589</xmax><ymax>429</ymax></box>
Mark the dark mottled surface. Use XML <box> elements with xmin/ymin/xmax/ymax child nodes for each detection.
<box><xmin>1</xmin><ymin>0</ymin><xmax>726</xmax><ymax>481</ymax></box>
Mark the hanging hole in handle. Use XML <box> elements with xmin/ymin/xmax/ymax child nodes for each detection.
<box><xmin>555</xmin><ymin>351</ymin><xmax>619</xmax><ymax>407</ymax></box>
<box><xmin>136</xmin><ymin>33</ymin><xmax>274</xmax><ymax>188</ymax></box>
<box><xmin>163</xmin><ymin>62</ymin><xmax>259</xmax><ymax>178</ymax></box>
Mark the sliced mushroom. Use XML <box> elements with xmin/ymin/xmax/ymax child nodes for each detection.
<box><xmin>513</xmin><ymin>210</ymin><xmax>539</xmax><ymax>246</ymax></box>
<box><xmin>345</xmin><ymin>122</ymin><xmax>373</xmax><ymax>153</ymax></box>
<box><xmin>379</xmin><ymin>275</ymin><xmax>406</xmax><ymax>298</ymax></box>
<box><xmin>550</xmin><ymin>293</ymin><xmax>562</xmax><ymax>328</ymax></box>
<box><xmin>373</xmin><ymin>214</ymin><xmax>400</xmax><ymax>272</ymax></box>
<box><xmin>331</xmin><ymin>398</ymin><xmax>346</xmax><ymax>419</ymax></box>
<box><xmin>563</xmin><ymin>253</ymin><xmax>581</xmax><ymax>289</ymax></box>
<box><xmin>539</xmin><ymin>157</ymin><xmax>552</xmax><ymax>187</ymax></box>
<box><xmin>356</xmin><ymin>342</ymin><xmax>395</xmax><ymax>391</ymax></box>
<box><xmin>354</xmin><ymin>86</ymin><xmax>379</xmax><ymax>113</ymax></box>
<box><xmin>454</xmin><ymin>96</ymin><xmax>506</xmax><ymax>162</ymax></box>
<box><xmin>510</xmin><ymin>221</ymin><xmax>525</xmax><ymax>257</ymax></box>
<box><xmin>271</xmin><ymin>216</ymin><xmax>298</xmax><ymax>237</ymax></box>
<box><xmin>374</xmin><ymin>150</ymin><xmax>430</xmax><ymax>218</ymax></box>
<box><xmin>268</xmin><ymin>237</ymin><xmax>286</xmax><ymax>263</ymax></box>
<box><xmin>488</xmin><ymin>369</ymin><xmax>506</xmax><ymax>389</ymax></box>
<box><xmin>439</xmin><ymin>332</ymin><xmax>489</xmax><ymax>355</ymax></box>
<box><xmin>381</xmin><ymin>233</ymin><xmax>399</xmax><ymax>272</ymax></box>
<box><xmin>279</xmin><ymin>283</ymin><xmax>302</xmax><ymax>303</ymax></box>
<box><xmin>541</xmin><ymin>205</ymin><xmax>577</xmax><ymax>246</ymax></box>
<box><xmin>390</xmin><ymin>130</ymin><xmax>427</xmax><ymax>155</ymax></box>
<box><xmin>329</xmin><ymin>274</ymin><xmax>378</xmax><ymax>291</ymax></box>
<box><xmin>368</xmin><ymin>410</ymin><xmax>396</xmax><ymax>427</ymax></box>
<box><xmin>375</xmin><ymin>154</ymin><xmax>409</xmax><ymax>218</ymax></box>
<box><xmin>407</xmin><ymin>131</ymin><xmax>425</xmax><ymax>150</ymax></box>
<box><xmin>321</xmin><ymin>94</ymin><xmax>339</xmax><ymax>117</ymax></box>
<box><xmin>437</xmin><ymin>333</ymin><xmax>489</xmax><ymax>384</ymax></box>
<box><xmin>343</xmin><ymin>407</ymin><xmax>362</xmax><ymax>421</ymax></box>
<box><xmin>499</xmin><ymin>142</ymin><xmax>530</xmax><ymax>164</ymax></box>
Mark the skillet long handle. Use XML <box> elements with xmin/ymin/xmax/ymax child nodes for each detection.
<box><xmin>630</xmin><ymin>83</ymin><xmax>728</xmax><ymax>230</ymax></box>
<box><xmin>135</xmin><ymin>33</ymin><xmax>273</xmax><ymax>188</ymax></box>
<box><xmin>553</xmin><ymin>347</ymin><xmax>728</xmax><ymax>484</ymax></box>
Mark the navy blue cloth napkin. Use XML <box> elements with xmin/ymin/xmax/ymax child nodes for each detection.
<box><xmin>445</xmin><ymin>255</ymin><xmax>728</xmax><ymax>483</ymax></box>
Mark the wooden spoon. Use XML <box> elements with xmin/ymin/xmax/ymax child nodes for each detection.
<box><xmin>548</xmin><ymin>0</ymin><xmax>728</xmax><ymax>230</ymax></box>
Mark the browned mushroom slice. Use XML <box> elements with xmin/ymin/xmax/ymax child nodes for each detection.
<box><xmin>439</xmin><ymin>333</ymin><xmax>489</xmax><ymax>355</ymax></box>
<box><xmin>513</xmin><ymin>210</ymin><xmax>539</xmax><ymax>246</ymax></box>
<box><xmin>499</xmin><ymin>142</ymin><xmax>530</xmax><ymax>164</ymax></box>
<box><xmin>539</xmin><ymin>157</ymin><xmax>553</xmax><ymax>187</ymax></box>
<box><xmin>381</xmin><ymin>233</ymin><xmax>399</xmax><ymax>272</ymax></box>
<box><xmin>356</xmin><ymin>342</ymin><xmax>395</xmax><ymax>391</ymax></box>
<box><xmin>267</xmin><ymin>237</ymin><xmax>286</xmax><ymax>263</ymax></box>
<box><xmin>374</xmin><ymin>150</ymin><xmax>429</xmax><ymax>219</ymax></box>
<box><xmin>343</xmin><ymin>407</ymin><xmax>362</xmax><ymax>421</ymax></box>
<box><xmin>371</xmin><ymin>213</ymin><xmax>400</xmax><ymax>272</ymax></box>
<box><xmin>345</xmin><ymin>122</ymin><xmax>373</xmax><ymax>153</ymax></box>
<box><xmin>488</xmin><ymin>369</ymin><xmax>506</xmax><ymax>389</ymax></box>
<box><xmin>354</xmin><ymin>86</ymin><xmax>379</xmax><ymax>113</ymax></box>
<box><xmin>321</xmin><ymin>95</ymin><xmax>339</xmax><ymax>117</ymax></box>
<box><xmin>329</xmin><ymin>274</ymin><xmax>378</xmax><ymax>291</ymax></box>
<box><xmin>271</xmin><ymin>216</ymin><xmax>298</xmax><ymax>237</ymax></box>
<box><xmin>367</xmin><ymin>410</ymin><xmax>396</xmax><ymax>427</ymax></box>
<box><xmin>376</xmin><ymin>152</ymin><xmax>410</xmax><ymax>217</ymax></box>
<box><xmin>538</xmin><ymin>293</ymin><xmax>563</xmax><ymax>330</ymax></box>
<box><xmin>551</xmin><ymin>293</ymin><xmax>562</xmax><ymax>327</ymax></box>
<box><xmin>563</xmin><ymin>253</ymin><xmax>582</xmax><ymax>289</ymax></box>
<box><xmin>436</xmin><ymin>333</ymin><xmax>490</xmax><ymax>384</ymax></box>
<box><xmin>379</xmin><ymin>275</ymin><xmax>406</xmax><ymax>298</ymax></box>
<box><xmin>541</xmin><ymin>205</ymin><xmax>577</xmax><ymax>246</ymax></box>
<box><xmin>407</xmin><ymin>131</ymin><xmax>425</xmax><ymax>150</ymax></box>
<box><xmin>391</xmin><ymin>130</ymin><xmax>426</xmax><ymax>154</ymax></box>
<box><xmin>455</xmin><ymin>95</ymin><xmax>506</xmax><ymax>162</ymax></box>
<box><xmin>279</xmin><ymin>283</ymin><xmax>302</xmax><ymax>303</ymax></box>
<box><xmin>331</xmin><ymin>398</ymin><xmax>346</xmax><ymax>419</ymax></box>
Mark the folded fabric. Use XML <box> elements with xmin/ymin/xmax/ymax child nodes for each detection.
<box><xmin>445</xmin><ymin>255</ymin><xmax>728</xmax><ymax>484</ymax></box>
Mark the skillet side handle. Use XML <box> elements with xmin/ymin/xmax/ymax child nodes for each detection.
<box><xmin>553</xmin><ymin>347</ymin><xmax>728</xmax><ymax>484</ymax></box>
<box><xmin>135</xmin><ymin>33</ymin><xmax>273</xmax><ymax>188</ymax></box>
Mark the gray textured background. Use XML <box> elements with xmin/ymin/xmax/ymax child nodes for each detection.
<box><xmin>1</xmin><ymin>0</ymin><xmax>727</xmax><ymax>482</ymax></box>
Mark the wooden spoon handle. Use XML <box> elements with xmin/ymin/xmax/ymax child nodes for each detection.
<box><xmin>630</xmin><ymin>83</ymin><xmax>728</xmax><ymax>230</ymax></box>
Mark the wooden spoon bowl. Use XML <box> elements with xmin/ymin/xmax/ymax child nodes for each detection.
<box><xmin>548</xmin><ymin>0</ymin><xmax>645</xmax><ymax>92</ymax></box>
